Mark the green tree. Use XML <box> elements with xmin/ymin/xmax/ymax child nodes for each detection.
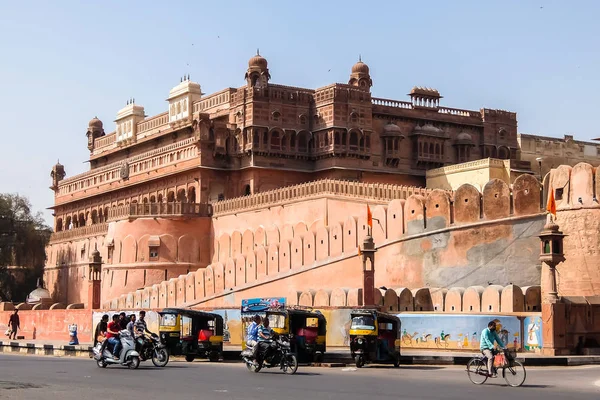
<box><xmin>0</xmin><ymin>194</ymin><xmax>51</xmax><ymax>302</ymax></box>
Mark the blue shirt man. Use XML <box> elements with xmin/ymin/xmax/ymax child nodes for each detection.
<box><xmin>247</xmin><ymin>317</ymin><xmax>260</xmax><ymax>344</ymax></box>
<box><xmin>480</xmin><ymin>321</ymin><xmax>505</xmax><ymax>377</ymax></box>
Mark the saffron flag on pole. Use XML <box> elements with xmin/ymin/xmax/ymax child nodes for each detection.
<box><xmin>367</xmin><ymin>205</ymin><xmax>373</xmax><ymax>229</ymax></box>
<box><xmin>546</xmin><ymin>185</ymin><xmax>556</xmax><ymax>217</ymax></box>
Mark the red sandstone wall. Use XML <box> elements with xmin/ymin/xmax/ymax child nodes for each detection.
<box><xmin>110</xmin><ymin>174</ymin><xmax>545</xmax><ymax>310</ymax></box>
<box><xmin>0</xmin><ymin>310</ymin><xmax>92</xmax><ymax>342</ymax></box>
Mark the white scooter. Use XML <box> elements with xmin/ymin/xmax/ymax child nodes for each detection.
<box><xmin>93</xmin><ymin>330</ymin><xmax>141</xmax><ymax>369</ymax></box>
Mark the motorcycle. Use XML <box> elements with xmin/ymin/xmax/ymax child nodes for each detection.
<box><xmin>137</xmin><ymin>332</ymin><xmax>169</xmax><ymax>367</ymax></box>
<box><xmin>93</xmin><ymin>330</ymin><xmax>141</xmax><ymax>369</ymax></box>
<box><xmin>241</xmin><ymin>334</ymin><xmax>298</xmax><ymax>375</ymax></box>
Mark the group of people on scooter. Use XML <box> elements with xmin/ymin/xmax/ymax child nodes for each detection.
<box><xmin>95</xmin><ymin>310</ymin><xmax>152</xmax><ymax>360</ymax></box>
<box><xmin>245</xmin><ymin>315</ymin><xmax>274</xmax><ymax>366</ymax></box>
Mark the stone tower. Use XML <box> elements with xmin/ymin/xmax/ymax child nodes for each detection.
<box><xmin>86</xmin><ymin>116</ymin><xmax>105</xmax><ymax>152</ymax></box>
<box><xmin>245</xmin><ymin>50</ymin><xmax>270</xmax><ymax>88</ymax></box>
<box><xmin>348</xmin><ymin>56</ymin><xmax>372</xmax><ymax>89</ymax></box>
<box><xmin>50</xmin><ymin>161</ymin><xmax>66</xmax><ymax>192</ymax></box>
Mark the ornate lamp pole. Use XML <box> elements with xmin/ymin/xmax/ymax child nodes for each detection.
<box><xmin>87</xmin><ymin>248</ymin><xmax>103</xmax><ymax>309</ymax></box>
<box><xmin>539</xmin><ymin>216</ymin><xmax>565</xmax><ymax>303</ymax></box>
<box><xmin>361</xmin><ymin>235</ymin><xmax>377</xmax><ymax>307</ymax></box>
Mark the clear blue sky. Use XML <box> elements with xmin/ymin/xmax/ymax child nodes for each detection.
<box><xmin>1</xmin><ymin>0</ymin><xmax>598</xmax><ymax>226</ymax></box>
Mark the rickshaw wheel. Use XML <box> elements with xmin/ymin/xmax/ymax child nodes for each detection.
<box><xmin>393</xmin><ymin>357</ymin><xmax>401</xmax><ymax>368</ymax></box>
<box><xmin>208</xmin><ymin>351</ymin><xmax>220</xmax><ymax>362</ymax></box>
<box><xmin>355</xmin><ymin>355</ymin><xmax>365</xmax><ymax>368</ymax></box>
<box><xmin>185</xmin><ymin>355</ymin><xmax>195</xmax><ymax>362</ymax></box>
<box><xmin>313</xmin><ymin>352</ymin><xmax>324</xmax><ymax>363</ymax></box>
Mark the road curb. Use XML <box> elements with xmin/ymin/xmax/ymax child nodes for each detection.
<box><xmin>2</xmin><ymin>342</ymin><xmax>600</xmax><ymax>366</ymax></box>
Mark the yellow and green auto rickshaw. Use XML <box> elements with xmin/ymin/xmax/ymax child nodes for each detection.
<box><xmin>158</xmin><ymin>308</ymin><xmax>223</xmax><ymax>362</ymax></box>
<box><xmin>349</xmin><ymin>309</ymin><xmax>401</xmax><ymax>368</ymax></box>
<box><xmin>241</xmin><ymin>298</ymin><xmax>327</xmax><ymax>362</ymax></box>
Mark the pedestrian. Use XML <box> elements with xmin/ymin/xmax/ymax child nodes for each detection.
<box><xmin>8</xmin><ymin>309</ymin><xmax>20</xmax><ymax>340</ymax></box>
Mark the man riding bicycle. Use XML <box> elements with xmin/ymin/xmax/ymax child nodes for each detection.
<box><xmin>480</xmin><ymin>320</ymin><xmax>505</xmax><ymax>377</ymax></box>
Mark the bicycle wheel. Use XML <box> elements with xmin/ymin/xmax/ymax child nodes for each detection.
<box><xmin>503</xmin><ymin>361</ymin><xmax>526</xmax><ymax>387</ymax></box>
<box><xmin>467</xmin><ymin>358</ymin><xmax>488</xmax><ymax>385</ymax></box>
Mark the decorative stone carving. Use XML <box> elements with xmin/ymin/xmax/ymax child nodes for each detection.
<box><xmin>120</xmin><ymin>161</ymin><xmax>129</xmax><ymax>180</ymax></box>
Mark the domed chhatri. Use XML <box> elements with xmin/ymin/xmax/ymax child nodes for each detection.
<box><xmin>351</xmin><ymin>59</ymin><xmax>370</xmax><ymax>74</ymax></box>
<box><xmin>26</xmin><ymin>280</ymin><xmax>53</xmax><ymax>305</ymax></box>
<box><xmin>88</xmin><ymin>116</ymin><xmax>103</xmax><ymax>129</ymax></box>
<box><xmin>248</xmin><ymin>50</ymin><xmax>268</xmax><ymax>69</ymax></box>
<box><xmin>456</xmin><ymin>132</ymin><xmax>473</xmax><ymax>142</ymax></box>
<box><xmin>383</xmin><ymin>122</ymin><xmax>403</xmax><ymax>136</ymax></box>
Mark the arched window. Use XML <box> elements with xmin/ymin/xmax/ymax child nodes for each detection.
<box><xmin>298</xmin><ymin>132</ymin><xmax>309</xmax><ymax>152</ymax></box>
<box><xmin>281</xmin><ymin>134</ymin><xmax>288</xmax><ymax>151</ymax></box>
<box><xmin>244</xmin><ymin>185</ymin><xmax>251</xmax><ymax>196</ymax></box>
<box><xmin>253</xmin><ymin>131</ymin><xmax>259</xmax><ymax>146</ymax></box>
<box><xmin>65</xmin><ymin>216</ymin><xmax>72</xmax><ymax>230</ymax></box>
<box><xmin>270</xmin><ymin>131</ymin><xmax>281</xmax><ymax>150</ymax></box>
<box><xmin>188</xmin><ymin>187</ymin><xmax>196</xmax><ymax>203</ymax></box>
<box><xmin>91</xmin><ymin>210</ymin><xmax>98</xmax><ymax>224</ymax></box>
<box><xmin>177</xmin><ymin>189</ymin><xmax>186</xmax><ymax>202</ymax></box>
<box><xmin>150</xmin><ymin>195</ymin><xmax>156</xmax><ymax>203</ymax></box>
<box><xmin>349</xmin><ymin>131</ymin><xmax>359</xmax><ymax>150</ymax></box>
<box><xmin>289</xmin><ymin>132</ymin><xmax>296</xmax><ymax>150</ymax></box>
<box><xmin>142</xmin><ymin>197</ymin><xmax>148</xmax><ymax>204</ymax></box>
<box><xmin>217</xmin><ymin>193</ymin><xmax>225</xmax><ymax>201</ymax></box>
<box><xmin>78</xmin><ymin>213</ymin><xmax>85</xmax><ymax>227</ymax></box>
<box><xmin>334</xmin><ymin>131</ymin><xmax>341</xmax><ymax>146</ymax></box>
<box><xmin>342</xmin><ymin>131</ymin><xmax>347</xmax><ymax>146</ymax></box>
<box><xmin>429</xmin><ymin>143</ymin><xmax>434</xmax><ymax>156</ymax></box>
<box><xmin>498</xmin><ymin>146</ymin><xmax>510</xmax><ymax>160</ymax></box>
<box><xmin>167</xmin><ymin>191</ymin><xmax>175</xmax><ymax>202</ymax></box>
<box><xmin>350</xmin><ymin>112</ymin><xmax>358</xmax><ymax>124</ymax></box>
<box><xmin>56</xmin><ymin>218</ymin><xmax>63</xmax><ymax>232</ymax></box>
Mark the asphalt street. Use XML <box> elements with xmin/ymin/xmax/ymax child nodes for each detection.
<box><xmin>0</xmin><ymin>354</ymin><xmax>598</xmax><ymax>400</ymax></box>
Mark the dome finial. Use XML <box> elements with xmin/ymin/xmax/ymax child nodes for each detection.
<box><xmin>359</xmin><ymin>54</ymin><xmax>362</xmax><ymax>62</ymax></box>
<box><xmin>257</xmin><ymin>48</ymin><xmax>260</xmax><ymax>56</ymax></box>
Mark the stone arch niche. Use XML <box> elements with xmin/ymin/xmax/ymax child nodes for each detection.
<box><xmin>357</xmin><ymin>214</ymin><xmax>370</xmax><ymax>246</ymax></box>
<box><xmin>463</xmin><ymin>286</ymin><xmax>485</xmax><ymax>313</ymax></box>
<box><xmin>142</xmin><ymin>288</ymin><xmax>151</xmax><ymax>309</ymax></box>
<box><xmin>291</xmin><ymin>236</ymin><xmax>303</xmax><ymax>268</ymax></box>
<box><xmin>550</xmin><ymin>165</ymin><xmax>572</xmax><ymax>209</ymax></box>
<box><xmin>387</xmin><ymin>199</ymin><xmax>405</xmax><ymax>239</ymax></box>
<box><xmin>167</xmin><ymin>279</ymin><xmax>177</xmax><ymax>307</ymax></box>
<box><xmin>242</xmin><ymin>229</ymin><xmax>254</xmax><ymax>255</ymax></box>
<box><xmin>309</xmin><ymin>219</ymin><xmax>325</xmax><ymax>236</ymax></box>
<box><xmin>482</xmin><ymin>179</ymin><xmax>510</xmax><ymax>220</ymax></box>
<box><xmin>120</xmin><ymin>235</ymin><xmax>137</xmax><ymax>263</ymax></box>
<box><xmin>159</xmin><ymin>281</ymin><xmax>169</xmax><ymax>308</ymax></box>
<box><xmin>218</xmin><ymin>233</ymin><xmax>231</xmax><ymax>262</ymax></box>
<box><xmin>343</xmin><ymin>216</ymin><xmax>358</xmax><ymax>253</ymax></box>
<box><xmin>383</xmin><ymin>288</ymin><xmax>399</xmax><ymax>312</ymax></box>
<box><xmin>315</xmin><ymin>227</ymin><xmax>329</xmax><ymax>262</ymax></box>
<box><xmin>430</xmin><ymin>288</ymin><xmax>447</xmax><ymax>312</ymax></box>
<box><xmin>445</xmin><ymin>287</ymin><xmax>464</xmax><ymax>312</ymax></box>
<box><xmin>176</xmin><ymin>276</ymin><xmax>187</xmax><ymax>306</ymax></box>
<box><xmin>329</xmin><ymin>222</ymin><xmax>343</xmax><ymax>257</ymax></box>
<box><xmin>158</xmin><ymin>234</ymin><xmax>177</xmax><ymax>262</ymax></box>
<box><xmin>347</xmin><ymin>288</ymin><xmax>363</xmax><ymax>307</ymax></box>
<box><xmin>235</xmin><ymin>255</ymin><xmax>246</xmax><ymax>286</ymax></box>
<box><xmin>411</xmin><ymin>288</ymin><xmax>433</xmax><ymax>311</ymax></box>
<box><xmin>281</xmin><ymin>224</ymin><xmax>294</xmax><ymax>244</ymax></box>
<box><xmin>425</xmin><ymin>190</ymin><xmax>451</xmax><ymax>230</ymax></box>
<box><xmin>178</xmin><ymin>235</ymin><xmax>199</xmax><ymax>263</ymax></box>
<box><xmin>330</xmin><ymin>288</ymin><xmax>347</xmax><ymax>307</ymax></box>
<box><xmin>246</xmin><ymin>252</ymin><xmax>257</xmax><ymax>284</ymax></box>
<box><xmin>213</xmin><ymin>262</ymin><xmax>225</xmax><ymax>294</ymax></box>
<box><xmin>482</xmin><ymin>285</ymin><xmax>504</xmax><ymax>312</ymax></box>
<box><xmin>254</xmin><ymin>226</ymin><xmax>267</xmax><ymax>250</ymax></box>
<box><xmin>313</xmin><ymin>289</ymin><xmax>331</xmax><ymax>307</ymax></box>
<box><xmin>150</xmin><ymin>285</ymin><xmax>159</xmax><ymax>309</ymax></box>
<box><xmin>373</xmin><ymin>288</ymin><xmax>385</xmax><ymax>307</ymax></box>
<box><xmin>500</xmin><ymin>284</ymin><xmax>524</xmax><ymax>312</ymax></box>
<box><xmin>523</xmin><ymin>285</ymin><xmax>541</xmax><ymax>312</ymax></box>
<box><xmin>185</xmin><ymin>272</ymin><xmax>196</xmax><ymax>303</ymax></box>
<box><xmin>298</xmin><ymin>290</ymin><xmax>315</xmax><ymax>307</ymax></box>
<box><xmin>371</xmin><ymin>205</ymin><xmax>387</xmax><ymax>244</ymax></box>
<box><xmin>293</xmin><ymin>221</ymin><xmax>308</xmax><ymax>239</ymax></box>
<box><xmin>231</xmin><ymin>231</ymin><xmax>243</xmax><ymax>258</ymax></box>
<box><xmin>225</xmin><ymin>258</ymin><xmax>236</xmax><ymax>290</ymax></box>
<box><xmin>570</xmin><ymin>162</ymin><xmax>594</xmax><ymax>206</ymax></box>
<box><xmin>278</xmin><ymin>241</ymin><xmax>291</xmax><ymax>271</ymax></box>
<box><xmin>303</xmin><ymin>232</ymin><xmax>316</xmax><ymax>265</ymax></box>
<box><xmin>395</xmin><ymin>287</ymin><xmax>414</xmax><ymax>312</ymax></box>
<box><xmin>195</xmin><ymin>269</ymin><xmax>205</xmax><ymax>300</ymax></box>
<box><xmin>267</xmin><ymin>243</ymin><xmax>279</xmax><ymax>275</ymax></box>
<box><xmin>513</xmin><ymin>174</ymin><xmax>541</xmax><ymax>216</ymax></box>
<box><xmin>404</xmin><ymin>195</ymin><xmax>426</xmax><ymax>235</ymax></box>
<box><xmin>265</xmin><ymin>225</ymin><xmax>280</xmax><ymax>246</ymax></box>
<box><xmin>204</xmin><ymin>266</ymin><xmax>215</xmax><ymax>297</ymax></box>
<box><xmin>256</xmin><ymin>246</ymin><xmax>267</xmax><ymax>279</ymax></box>
<box><xmin>126</xmin><ymin>293</ymin><xmax>135</xmax><ymax>309</ymax></box>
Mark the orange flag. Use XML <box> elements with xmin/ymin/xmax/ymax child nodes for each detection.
<box><xmin>367</xmin><ymin>205</ymin><xmax>373</xmax><ymax>229</ymax></box>
<box><xmin>546</xmin><ymin>186</ymin><xmax>556</xmax><ymax>217</ymax></box>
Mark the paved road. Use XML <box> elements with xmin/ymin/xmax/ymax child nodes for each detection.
<box><xmin>0</xmin><ymin>354</ymin><xmax>598</xmax><ymax>399</ymax></box>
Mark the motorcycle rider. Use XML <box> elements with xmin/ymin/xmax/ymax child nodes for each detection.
<box><xmin>255</xmin><ymin>317</ymin><xmax>274</xmax><ymax>366</ymax></box>
<box><xmin>126</xmin><ymin>314</ymin><xmax>137</xmax><ymax>336</ymax></box>
<box><xmin>135</xmin><ymin>311</ymin><xmax>153</xmax><ymax>337</ymax></box>
<box><xmin>105</xmin><ymin>314</ymin><xmax>122</xmax><ymax>359</ymax></box>
<box><xmin>246</xmin><ymin>315</ymin><xmax>261</xmax><ymax>364</ymax></box>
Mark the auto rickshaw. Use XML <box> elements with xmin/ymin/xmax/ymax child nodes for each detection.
<box><xmin>349</xmin><ymin>309</ymin><xmax>401</xmax><ymax>368</ymax></box>
<box><xmin>241</xmin><ymin>299</ymin><xmax>327</xmax><ymax>362</ymax></box>
<box><xmin>158</xmin><ymin>308</ymin><xmax>223</xmax><ymax>362</ymax></box>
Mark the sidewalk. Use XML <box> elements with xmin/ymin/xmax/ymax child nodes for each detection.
<box><xmin>2</xmin><ymin>340</ymin><xmax>600</xmax><ymax>366</ymax></box>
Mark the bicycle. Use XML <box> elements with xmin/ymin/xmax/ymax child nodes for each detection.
<box><xmin>467</xmin><ymin>348</ymin><xmax>526</xmax><ymax>387</ymax></box>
